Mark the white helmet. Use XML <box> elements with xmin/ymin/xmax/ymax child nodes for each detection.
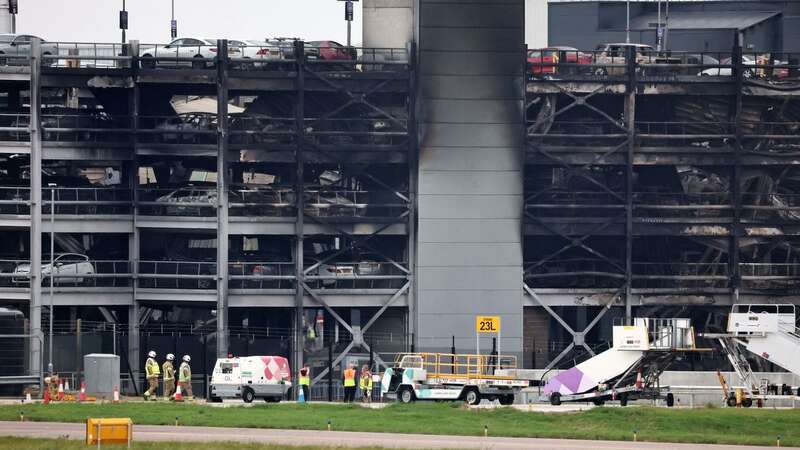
<box><xmin>166</xmin><ymin>353</ymin><xmax>174</xmax><ymax>361</ymax></box>
<box><xmin>182</xmin><ymin>355</ymin><xmax>191</xmax><ymax>363</ymax></box>
<box><xmin>148</xmin><ymin>350</ymin><xmax>156</xmax><ymax>358</ymax></box>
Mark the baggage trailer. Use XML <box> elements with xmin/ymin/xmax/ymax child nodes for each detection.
<box><xmin>542</xmin><ymin>318</ymin><xmax>708</xmax><ymax>406</ymax></box>
<box><xmin>380</xmin><ymin>353</ymin><xmax>529</xmax><ymax>405</ymax></box>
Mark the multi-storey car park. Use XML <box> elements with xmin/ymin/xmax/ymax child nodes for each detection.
<box><xmin>0</xmin><ymin>0</ymin><xmax>799</xmax><ymax>398</ymax></box>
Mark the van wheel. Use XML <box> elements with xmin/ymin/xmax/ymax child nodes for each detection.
<box><xmin>464</xmin><ymin>388</ymin><xmax>481</xmax><ymax>406</ymax></box>
<box><xmin>666</xmin><ymin>393</ymin><xmax>675</xmax><ymax>407</ymax></box>
<box><xmin>141</xmin><ymin>55</ymin><xmax>155</xmax><ymax>69</ymax></box>
<box><xmin>619</xmin><ymin>393</ymin><xmax>628</xmax><ymax>407</ymax></box>
<box><xmin>242</xmin><ymin>387</ymin><xmax>255</xmax><ymax>403</ymax></box>
<box><xmin>209</xmin><ymin>395</ymin><xmax>222</xmax><ymax>403</ymax></box>
<box><xmin>398</xmin><ymin>387</ymin><xmax>414</xmax><ymax>404</ymax></box>
<box><xmin>550</xmin><ymin>392</ymin><xmax>562</xmax><ymax>406</ymax></box>
<box><xmin>499</xmin><ymin>394</ymin><xmax>515</xmax><ymax>406</ymax></box>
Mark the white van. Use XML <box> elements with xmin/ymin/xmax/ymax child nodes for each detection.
<box><xmin>209</xmin><ymin>356</ymin><xmax>291</xmax><ymax>403</ymax></box>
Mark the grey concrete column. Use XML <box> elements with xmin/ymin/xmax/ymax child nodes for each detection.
<box><xmin>28</xmin><ymin>38</ymin><xmax>43</xmax><ymax>378</ymax></box>
<box><xmin>216</xmin><ymin>40</ymin><xmax>230</xmax><ymax>357</ymax></box>
<box><xmin>292</xmin><ymin>40</ymin><xmax>306</xmax><ymax>399</ymax></box>
<box><xmin>416</xmin><ymin>1</ymin><xmax>526</xmax><ymax>356</ymax></box>
<box><xmin>363</xmin><ymin>0</ymin><xmax>414</xmax><ymax>49</ymax></box>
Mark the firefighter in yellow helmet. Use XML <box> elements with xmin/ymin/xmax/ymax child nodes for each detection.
<box><xmin>178</xmin><ymin>355</ymin><xmax>193</xmax><ymax>399</ymax></box>
<box><xmin>162</xmin><ymin>353</ymin><xmax>175</xmax><ymax>399</ymax></box>
<box><xmin>144</xmin><ymin>350</ymin><xmax>160</xmax><ymax>401</ymax></box>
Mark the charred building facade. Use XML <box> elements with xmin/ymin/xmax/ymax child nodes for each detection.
<box><xmin>1</xmin><ymin>1</ymin><xmax>799</xmax><ymax>394</ymax></box>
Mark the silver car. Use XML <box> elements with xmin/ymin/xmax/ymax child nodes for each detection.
<box><xmin>13</xmin><ymin>253</ymin><xmax>95</xmax><ymax>285</ymax></box>
<box><xmin>0</xmin><ymin>34</ymin><xmax>58</xmax><ymax>66</ymax></box>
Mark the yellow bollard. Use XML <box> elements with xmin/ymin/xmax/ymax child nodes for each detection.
<box><xmin>484</xmin><ymin>425</ymin><xmax>488</xmax><ymax>437</ymax></box>
<box><xmin>175</xmin><ymin>416</ymin><xmax>179</xmax><ymax>427</ymax></box>
<box><xmin>327</xmin><ymin>420</ymin><xmax>331</xmax><ymax>431</ymax></box>
<box><xmin>19</xmin><ymin>412</ymin><xmax>23</xmax><ymax>422</ymax></box>
<box><xmin>777</xmin><ymin>435</ymin><xmax>781</xmax><ymax>447</ymax></box>
<box><xmin>633</xmin><ymin>430</ymin><xmax>638</xmax><ymax>442</ymax></box>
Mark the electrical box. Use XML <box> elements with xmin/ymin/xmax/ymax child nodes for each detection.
<box><xmin>84</xmin><ymin>353</ymin><xmax>120</xmax><ymax>398</ymax></box>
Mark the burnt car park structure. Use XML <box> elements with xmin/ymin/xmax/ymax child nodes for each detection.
<box><xmin>3</xmin><ymin>0</ymin><xmax>800</xmax><ymax>395</ymax></box>
<box><xmin>0</xmin><ymin>37</ymin><xmax>413</xmax><ymax>394</ymax></box>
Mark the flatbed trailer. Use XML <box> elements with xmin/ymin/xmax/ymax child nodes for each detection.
<box><xmin>381</xmin><ymin>353</ymin><xmax>529</xmax><ymax>405</ymax></box>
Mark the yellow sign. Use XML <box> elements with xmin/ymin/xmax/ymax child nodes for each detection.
<box><xmin>476</xmin><ymin>316</ymin><xmax>501</xmax><ymax>333</ymax></box>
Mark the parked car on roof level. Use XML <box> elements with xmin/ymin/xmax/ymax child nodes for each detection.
<box><xmin>140</xmin><ymin>38</ymin><xmax>240</xmax><ymax>69</ymax></box>
<box><xmin>12</xmin><ymin>253</ymin><xmax>95</xmax><ymax>286</ymax></box>
<box><xmin>0</xmin><ymin>34</ymin><xmax>58</xmax><ymax>66</ymax></box>
<box><xmin>699</xmin><ymin>55</ymin><xmax>789</xmax><ymax>79</ymax></box>
<box><xmin>593</xmin><ymin>43</ymin><xmax>654</xmax><ymax>75</ymax></box>
<box><xmin>528</xmin><ymin>46</ymin><xmax>592</xmax><ymax>76</ymax></box>
<box><xmin>306</xmin><ymin>41</ymin><xmax>356</xmax><ymax>63</ymax></box>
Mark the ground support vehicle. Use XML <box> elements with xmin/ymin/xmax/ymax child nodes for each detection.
<box><xmin>380</xmin><ymin>353</ymin><xmax>529</xmax><ymax>405</ymax></box>
<box><xmin>702</xmin><ymin>304</ymin><xmax>800</xmax><ymax>408</ymax></box>
<box><xmin>542</xmin><ymin>318</ymin><xmax>707</xmax><ymax>406</ymax></box>
<box><xmin>209</xmin><ymin>356</ymin><xmax>291</xmax><ymax>403</ymax></box>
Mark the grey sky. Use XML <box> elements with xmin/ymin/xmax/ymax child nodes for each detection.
<box><xmin>16</xmin><ymin>0</ymin><xmax>547</xmax><ymax>47</ymax></box>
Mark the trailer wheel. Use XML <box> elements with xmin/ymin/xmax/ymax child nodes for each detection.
<box><xmin>592</xmin><ymin>397</ymin><xmax>606</xmax><ymax>406</ymax></box>
<box><xmin>666</xmin><ymin>393</ymin><xmax>675</xmax><ymax>408</ymax></box>
<box><xmin>499</xmin><ymin>394</ymin><xmax>515</xmax><ymax>406</ymax></box>
<box><xmin>619</xmin><ymin>393</ymin><xmax>628</xmax><ymax>407</ymax></box>
<box><xmin>242</xmin><ymin>387</ymin><xmax>255</xmax><ymax>403</ymax></box>
<box><xmin>742</xmin><ymin>397</ymin><xmax>753</xmax><ymax>408</ymax></box>
<box><xmin>550</xmin><ymin>392</ymin><xmax>562</xmax><ymax>406</ymax></box>
<box><xmin>464</xmin><ymin>388</ymin><xmax>481</xmax><ymax>406</ymax></box>
<box><xmin>398</xmin><ymin>387</ymin><xmax>415</xmax><ymax>404</ymax></box>
<box><xmin>726</xmin><ymin>395</ymin><xmax>737</xmax><ymax>407</ymax></box>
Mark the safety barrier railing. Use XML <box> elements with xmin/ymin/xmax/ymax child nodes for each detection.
<box><xmin>137</xmin><ymin>187</ymin><xmax>218</xmax><ymax>217</ymax></box>
<box><xmin>634</xmin><ymin>191</ymin><xmax>732</xmax><ymax>219</ymax></box>
<box><xmin>137</xmin><ymin>260</ymin><xmax>217</xmax><ymax>290</ymax></box>
<box><xmin>525</xmin><ymin>191</ymin><xmax>624</xmax><ymax>218</ymax></box>
<box><xmin>304</xmin><ymin>260</ymin><xmax>408</xmax><ymax>290</ymax></box>
<box><xmin>524</xmin><ymin>258</ymin><xmax>625</xmax><ymax>288</ymax></box>
<box><xmin>0</xmin><ymin>43</ymin><xmax>36</xmax><ymax>67</ymax></box>
<box><xmin>305</xmin><ymin>190</ymin><xmax>408</xmax><ymax>218</ymax></box>
<box><xmin>740</xmin><ymin>263</ymin><xmax>800</xmax><ymax>290</ymax></box>
<box><xmin>742</xmin><ymin>192</ymin><xmax>800</xmax><ymax>222</ymax></box>
<box><xmin>42</xmin><ymin>42</ymin><xmax>132</xmax><ymax>69</ymax></box>
<box><xmin>229</xmin><ymin>187</ymin><xmax>295</xmax><ymax>217</ymax></box>
<box><xmin>40</xmin><ymin>114</ymin><xmax>132</xmax><ymax>144</ymax></box>
<box><xmin>742</xmin><ymin>52</ymin><xmax>800</xmax><ymax>82</ymax></box>
<box><xmin>229</xmin><ymin>116</ymin><xmax>297</xmax><ymax>148</ymax></box>
<box><xmin>632</xmin><ymin>262</ymin><xmax>729</xmax><ymax>289</ymax></box>
<box><xmin>0</xmin><ymin>113</ymin><xmax>31</xmax><ymax>142</ymax></box>
<box><xmin>635</xmin><ymin>121</ymin><xmax>736</xmax><ymax>138</ymax></box>
<box><xmin>0</xmin><ymin>186</ymin><xmax>29</xmax><ymax>214</ymax></box>
<box><xmin>303</xmin><ymin>118</ymin><xmax>409</xmax><ymax>147</ymax></box>
<box><xmin>394</xmin><ymin>352</ymin><xmax>518</xmax><ymax>377</ymax></box>
<box><xmin>137</xmin><ymin>114</ymin><xmax>217</xmax><ymax>145</ymax></box>
<box><xmin>227</xmin><ymin>43</ymin><xmax>296</xmax><ymax>71</ymax></box>
<box><xmin>228</xmin><ymin>262</ymin><xmax>295</xmax><ymax>290</ymax></box>
<box><xmin>527</xmin><ymin>120</ymin><xmax>628</xmax><ymax>138</ymax></box>
<box><xmin>0</xmin><ymin>260</ymin><xmax>132</xmax><ymax>288</ymax></box>
<box><xmin>303</xmin><ymin>46</ymin><xmax>410</xmax><ymax>72</ymax></box>
<box><xmin>40</xmin><ymin>188</ymin><xmax>132</xmax><ymax>215</ymax></box>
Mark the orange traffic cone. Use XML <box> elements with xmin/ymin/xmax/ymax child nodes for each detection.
<box><xmin>57</xmin><ymin>381</ymin><xmax>65</xmax><ymax>401</ymax></box>
<box><xmin>635</xmin><ymin>369</ymin><xmax>643</xmax><ymax>390</ymax></box>
<box><xmin>112</xmin><ymin>385</ymin><xmax>120</xmax><ymax>403</ymax></box>
<box><xmin>173</xmin><ymin>384</ymin><xmax>183</xmax><ymax>402</ymax></box>
<box><xmin>79</xmin><ymin>381</ymin><xmax>87</xmax><ymax>402</ymax></box>
<box><xmin>43</xmin><ymin>386</ymin><xmax>51</xmax><ymax>404</ymax></box>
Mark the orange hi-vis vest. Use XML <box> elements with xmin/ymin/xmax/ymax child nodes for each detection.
<box><xmin>343</xmin><ymin>368</ymin><xmax>356</xmax><ymax>387</ymax></box>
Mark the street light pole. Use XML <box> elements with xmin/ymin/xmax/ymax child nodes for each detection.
<box><xmin>626</xmin><ymin>0</ymin><xmax>631</xmax><ymax>44</ymax></box>
<box><xmin>47</xmin><ymin>183</ymin><xmax>56</xmax><ymax>375</ymax></box>
<box><xmin>338</xmin><ymin>0</ymin><xmax>358</xmax><ymax>47</ymax></box>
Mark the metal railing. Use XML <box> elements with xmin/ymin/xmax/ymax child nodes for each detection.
<box><xmin>229</xmin><ymin>187</ymin><xmax>295</xmax><ymax>217</ymax></box>
<box><xmin>740</xmin><ymin>263</ymin><xmax>800</xmax><ymax>290</ymax></box>
<box><xmin>228</xmin><ymin>262</ymin><xmax>295</xmax><ymax>290</ymax></box>
<box><xmin>137</xmin><ymin>115</ymin><xmax>217</xmax><ymax>145</ymax></box>
<box><xmin>229</xmin><ymin>116</ymin><xmax>296</xmax><ymax>147</ymax></box>
<box><xmin>42</xmin><ymin>42</ymin><xmax>131</xmax><ymax>68</ymax></box>
<box><xmin>634</xmin><ymin>192</ymin><xmax>732</xmax><ymax>219</ymax></box>
<box><xmin>524</xmin><ymin>258</ymin><xmax>625</xmax><ymax>288</ymax></box>
<box><xmin>40</xmin><ymin>188</ymin><xmax>132</xmax><ymax>215</ymax></box>
<box><xmin>305</xmin><ymin>261</ymin><xmax>408</xmax><ymax>290</ymax></box>
<box><xmin>632</xmin><ymin>262</ymin><xmax>729</xmax><ymax>289</ymax></box>
<box><xmin>137</xmin><ymin>260</ymin><xmax>217</xmax><ymax>290</ymax></box>
<box><xmin>525</xmin><ymin>191</ymin><xmax>624</xmax><ymax>218</ymax></box>
<box><xmin>0</xmin><ymin>186</ymin><xmax>29</xmax><ymax>215</ymax></box>
<box><xmin>0</xmin><ymin>259</ymin><xmax>30</xmax><ymax>287</ymax></box>
<box><xmin>137</xmin><ymin>187</ymin><xmax>217</xmax><ymax>217</ymax></box>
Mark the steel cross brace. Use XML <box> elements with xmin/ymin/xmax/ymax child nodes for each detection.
<box><xmin>303</xmin><ymin>68</ymin><xmax>409</xmax><ymax>132</ymax></box>
<box><xmin>535</xmin><ymin>83</ymin><xmax>628</xmax><ymax>134</ymax></box>
<box><xmin>524</xmin><ymin>210</ymin><xmax>627</xmax><ymax>275</ymax></box>
<box><xmin>308</xmin><ymin>281</ymin><xmax>410</xmax><ymax>385</ymax></box>
<box><xmin>524</xmin><ymin>283</ymin><xmax>620</xmax><ymax>370</ymax></box>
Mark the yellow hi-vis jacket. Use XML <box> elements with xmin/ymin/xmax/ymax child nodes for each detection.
<box><xmin>145</xmin><ymin>357</ymin><xmax>160</xmax><ymax>378</ymax></box>
<box><xmin>343</xmin><ymin>368</ymin><xmax>356</xmax><ymax>387</ymax></box>
<box><xmin>179</xmin><ymin>362</ymin><xmax>191</xmax><ymax>383</ymax></box>
<box><xmin>299</xmin><ymin>369</ymin><xmax>310</xmax><ymax>386</ymax></box>
<box><xmin>162</xmin><ymin>361</ymin><xmax>175</xmax><ymax>381</ymax></box>
<box><xmin>359</xmin><ymin>374</ymin><xmax>373</xmax><ymax>391</ymax></box>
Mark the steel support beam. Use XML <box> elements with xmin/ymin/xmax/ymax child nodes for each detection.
<box><xmin>292</xmin><ymin>40</ymin><xmax>306</xmax><ymax>400</ymax></box>
<box><xmin>730</xmin><ymin>35</ymin><xmax>743</xmax><ymax>301</ymax></box>
<box><xmin>407</xmin><ymin>41</ymin><xmax>418</xmax><ymax>351</ymax></box>
<box><xmin>216</xmin><ymin>40</ymin><xmax>230</xmax><ymax>357</ymax></box>
<box><xmin>128</xmin><ymin>40</ymin><xmax>141</xmax><ymax>387</ymax></box>
<box><xmin>624</xmin><ymin>46</ymin><xmax>636</xmax><ymax>322</ymax></box>
<box><xmin>29</xmin><ymin>39</ymin><xmax>43</xmax><ymax>379</ymax></box>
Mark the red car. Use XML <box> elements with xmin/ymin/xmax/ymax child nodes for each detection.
<box><xmin>306</xmin><ymin>40</ymin><xmax>357</xmax><ymax>62</ymax></box>
<box><xmin>528</xmin><ymin>46</ymin><xmax>592</xmax><ymax>75</ymax></box>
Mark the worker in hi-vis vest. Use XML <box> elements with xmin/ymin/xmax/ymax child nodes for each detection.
<box><xmin>359</xmin><ymin>365</ymin><xmax>373</xmax><ymax>403</ymax></box>
<box><xmin>179</xmin><ymin>355</ymin><xmax>193</xmax><ymax>399</ymax></box>
<box><xmin>343</xmin><ymin>363</ymin><xmax>356</xmax><ymax>403</ymax></box>
<box><xmin>162</xmin><ymin>353</ymin><xmax>176</xmax><ymax>399</ymax></box>
<box><xmin>144</xmin><ymin>350</ymin><xmax>160</xmax><ymax>400</ymax></box>
<box><xmin>299</xmin><ymin>365</ymin><xmax>311</xmax><ymax>401</ymax></box>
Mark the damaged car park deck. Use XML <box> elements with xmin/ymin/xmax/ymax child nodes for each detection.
<box><xmin>0</xmin><ymin>38</ymin><xmax>415</xmax><ymax>380</ymax></box>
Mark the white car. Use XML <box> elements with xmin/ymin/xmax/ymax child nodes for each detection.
<box><xmin>697</xmin><ymin>55</ymin><xmax>788</xmax><ymax>78</ymax></box>
<box><xmin>140</xmin><ymin>38</ymin><xmax>239</xmax><ymax>69</ymax></box>
<box><xmin>232</xmin><ymin>40</ymin><xmax>283</xmax><ymax>66</ymax></box>
<box><xmin>12</xmin><ymin>253</ymin><xmax>95</xmax><ymax>285</ymax></box>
